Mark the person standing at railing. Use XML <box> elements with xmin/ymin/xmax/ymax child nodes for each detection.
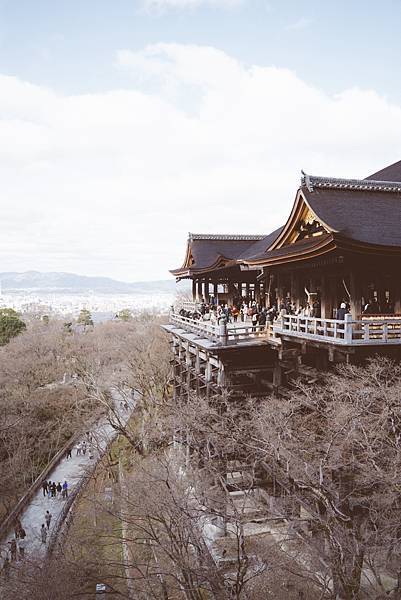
<box><xmin>363</xmin><ymin>298</ymin><xmax>380</xmax><ymax>315</ymax></box>
<box><xmin>232</xmin><ymin>305</ymin><xmax>239</xmax><ymax>323</ymax></box>
<box><xmin>251</xmin><ymin>309</ymin><xmax>259</xmax><ymax>332</ymax></box>
<box><xmin>218</xmin><ymin>311</ymin><xmax>226</xmax><ymax>325</ymax></box>
<box><xmin>258</xmin><ymin>309</ymin><xmax>267</xmax><ymax>330</ymax></box>
<box><xmin>336</xmin><ymin>302</ymin><xmax>348</xmax><ymax>320</ymax></box>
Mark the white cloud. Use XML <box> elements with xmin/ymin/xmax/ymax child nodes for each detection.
<box><xmin>140</xmin><ymin>0</ymin><xmax>241</xmax><ymax>14</ymax></box>
<box><xmin>1</xmin><ymin>44</ymin><xmax>401</xmax><ymax>280</ymax></box>
<box><xmin>285</xmin><ymin>17</ymin><xmax>313</xmax><ymax>31</ymax></box>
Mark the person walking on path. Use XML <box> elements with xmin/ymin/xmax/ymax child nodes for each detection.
<box><xmin>56</xmin><ymin>482</ymin><xmax>62</xmax><ymax>498</ymax></box>
<box><xmin>41</xmin><ymin>524</ymin><xmax>47</xmax><ymax>544</ymax></box>
<box><xmin>14</xmin><ymin>516</ymin><xmax>22</xmax><ymax>539</ymax></box>
<box><xmin>42</xmin><ymin>480</ymin><xmax>48</xmax><ymax>497</ymax></box>
<box><xmin>62</xmin><ymin>480</ymin><xmax>68</xmax><ymax>499</ymax></box>
<box><xmin>18</xmin><ymin>537</ymin><xmax>26</xmax><ymax>559</ymax></box>
<box><xmin>51</xmin><ymin>482</ymin><xmax>57</xmax><ymax>498</ymax></box>
<box><xmin>2</xmin><ymin>555</ymin><xmax>10</xmax><ymax>580</ymax></box>
<box><xmin>45</xmin><ymin>510</ymin><xmax>52</xmax><ymax>530</ymax></box>
<box><xmin>76</xmin><ymin>443</ymin><xmax>82</xmax><ymax>456</ymax></box>
<box><xmin>66</xmin><ymin>447</ymin><xmax>72</xmax><ymax>459</ymax></box>
<box><xmin>82</xmin><ymin>441</ymin><xmax>87</xmax><ymax>455</ymax></box>
<box><xmin>8</xmin><ymin>538</ymin><xmax>17</xmax><ymax>562</ymax></box>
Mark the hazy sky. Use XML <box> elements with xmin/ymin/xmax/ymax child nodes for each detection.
<box><xmin>1</xmin><ymin>0</ymin><xmax>401</xmax><ymax>281</ymax></box>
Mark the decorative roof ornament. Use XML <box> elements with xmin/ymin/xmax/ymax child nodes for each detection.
<box><xmin>188</xmin><ymin>233</ymin><xmax>266</xmax><ymax>241</ymax></box>
<box><xmin>301</xmin><ymin>170</ymin><xmax>314</xmax><ymax>192</ymax></box>
<box><xmin>303</xmin><ymin>175</ymin><xmax>401</xmax><ymax>193</ymax></box>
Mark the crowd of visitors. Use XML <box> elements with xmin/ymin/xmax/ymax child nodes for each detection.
<box><xmin>177</xmin><ymin>294</ymin><xmax>395</xmax><ymax>328</ymax></box>
<box><xmin>177</xmin><ymin>296</ymin><xmax>325</xmax><ymax>330</ymax></box>
<box><xmin>179</xmin><ymin>299</ymin><xmax>276</xmax><ymax>330</ymax></box>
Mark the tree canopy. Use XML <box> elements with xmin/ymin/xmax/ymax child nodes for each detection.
<box><xmin>77</xmin><ymin>308</ymin><xmax>93</xmax><ymax>326</ymax></box>
<box><xmin>0</xmin><ymin>308</ymin><xmax>26</xmax><ymax>346</ymax></box>
<box><xmin>116</xmin><ymin>308</ymin><xmax>132</xmax><ymax>322</ymax></box>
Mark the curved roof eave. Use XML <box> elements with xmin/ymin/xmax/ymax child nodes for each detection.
<box><xmin>243</xmin><ymin>233</ymin><xmax>336</xmax><ymax>267</ymax></box>
<box><xmin>269</xmin><ymin>188</ymin><xmax>337</xmax><ymax>251</ymax></box>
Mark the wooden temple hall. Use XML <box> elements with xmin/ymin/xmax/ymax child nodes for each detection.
<box><xmin>163</xmin><ymin>160</ymin><xmax>401</xmax><ymax>395</ymax></box>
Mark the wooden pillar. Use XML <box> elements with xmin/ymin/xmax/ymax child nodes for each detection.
<box><xmin>205</xmin><ymin>353</ymin><xmax>212</xmax><ymax>399</ymax></box>
<box><xmin>259</xmin><ymin>281</ymin><xmax>265</xmax><ymax>307</ymax></box>
<box><xmin>186</xmin><ymin>342</ymin><xmax>191</xmax><ymax>398</ymax></box>
<box><xmin>197</xmin><ymin>279</ymin><xmax>203</xmax><ymax>302</ymax></box>
<box><xmin>394</xmin><ymin>276</ymin><xmax>401</xmax><ymax>314</ymax></box>
<box><xmin>246</xmin><ymin>283</ymin><xmax>250</xmax><ymax>301</ymax></box>
<box><xmin>213</xmin><ymin>282</ymin><xmax>218</xmax><ymax>305</ymax></box>
<box><xmin>192</xmin><ymin>279</ymin><xmax>196</xmax><ymax>302</ymax></box>
<box><xmin>290</xmin><ymin>272</ymin><xmax>301</xmax><ymax>309</ymax></box>
<box><xmin>276</xmin><ymin>272</ymin><xmax>284</xmax><ymax>309</ymax></box>
<box><xmin>320</xmin><ymin>275</ymin><xmax>327</xmax><ymax>319</ymax></box>
<box><xmin>204</xmin><ymin>277</ymin><xmax>210</xmax><ymax>302</ymax></box>
<box><xmin>266</xmin><ymin>272</ymin><xmax>273</xmax><ymax>307</ymax></box>
<box><xmin>217</xmin><ymin>361</ymin><xmax>225</xmax><ymax>388</ymax></box>
<box><xmin>173</xmin><ymin>337</ymin><xmax>179</xmax><ymax>401</ymax></box>
<box><xmin>349</xmin><ymin>270</ymin><xmax>361</xmax><ymax>319</ymax></box>
<box><xmin>255</xmin><ymin>281</ymin><xmax>261</xmax><ymax>305</ymax></box>
<box><xmin>273</xmin><ymin>362</ymin><xmax>282</xmax><ymax>392</ymax></box>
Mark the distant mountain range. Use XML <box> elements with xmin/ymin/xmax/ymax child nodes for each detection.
<box><xmin>0</xmin><ymin>271</ymin><xmax>187</xmax><ymax>294</ymax></box>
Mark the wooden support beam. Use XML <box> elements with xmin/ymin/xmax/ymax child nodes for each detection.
<box><xmin>204</xmin><ymin>277</ymin><xmax>210</xmax><ymax>302</ymax></box>
<box><xmin>197</xmin><ymin>279</ymin><xmax>203</xmax><ymax>302</ymax></box>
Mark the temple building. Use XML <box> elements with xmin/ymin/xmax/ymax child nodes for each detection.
<box><xmin>163</xmin><ymin>160</ymin><xmax>401</xmax><ymax>396</ymax></box>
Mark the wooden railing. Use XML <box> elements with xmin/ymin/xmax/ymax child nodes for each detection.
<box><xmin>170</xmin><ymin>312</ymin><xmax>401</xmax><ymax>347</ymax></box>
<box><xmin>273</xmin><ymin>314</ymin><xmax>401</xmax><ymax>345</ymax></box>
<box><xmin>170</xmin><ymin>313</ymin><xmax>219</xmax><ymax>341</ymax></box>
<box><xmin>169</xmin><ymin>313</ymin><xmax>271</xmax><ymax>345</ymax></box>
<box><xmin>175</xmin><ymin>300</ymin><xmax>200</xmax><ymax>313</ymax></box>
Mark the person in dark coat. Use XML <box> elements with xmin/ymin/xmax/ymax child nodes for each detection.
<box><xmin>9</xmin><ymin>538</ymin><xmax>17</xmax><ymax>561</ymax></box>
<box><xmin>45</xmin><ymin>510</ymin><xmax>52</xmax><ymax>530</ymax></box>
<box><xmin>42</xmin><ymin>480</ymin><xmax>48</xmax><ymax>497</ymax></box>
<box><xmin>258</xmin><ymin>309</ymin><xmax>267</xmax><ymax>328</ymax></box>
<box><xmin>336</xmin><ymin>302</ymin><xmax>348</xmax><ymax>320</ymax></box>
<box><xmin>41</xmin><ymin>524</ymin><xmax>47</xmax><ymax>544</ymax></box>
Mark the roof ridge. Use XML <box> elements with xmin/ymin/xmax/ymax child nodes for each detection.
<box><xmin>301</xmin><ymin>173</ymin><xmax>401</xmax><ymax>193</ymax></box>
<box><xmin>188</xmin><ymin>233</ymin><xmax>266</xmax><ymax>241</ymax></box>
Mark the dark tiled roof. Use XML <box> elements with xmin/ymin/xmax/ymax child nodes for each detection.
<box><xmin>303</xmin><ymin>186</ymin><xmax>401</xmax><ymax>247</ymax></box>
<box><xmin>238</xmin><ymin>226</ymin><xmax>284</xmax><ymax>261</ymax></box>
<box><xmin>365</xmin><ymin>159</ymin><xmax>401</xmax><ymax>182</ymax></box>
<box><xmin>302</xmin><ymin>174</ymin><xmax>401</xmax><ymax>193</ymax></box>
<box><xmin>170</xmin><ymin>234</ymin><xmax>266</xmax><ymax>275</ymax></box>
<box><xmin>189</xmin><ymin>233</ymin><xmax>265</xmax><ymax>241</ymax></box>
<box><xmin>243</xmin><ymin>233</ymin><xmax>333</xmax><ymax>263</ymax></box>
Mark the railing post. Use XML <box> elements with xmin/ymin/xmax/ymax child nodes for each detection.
<box><xmin>219</xmin><ymin>317</ymin><xmax>228</xmax><ymax>345</ymax></box>
<box><xmin>344</xmin><ymin>313</ymin><xmax>353</xmax><ymax>344</ymax></box>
